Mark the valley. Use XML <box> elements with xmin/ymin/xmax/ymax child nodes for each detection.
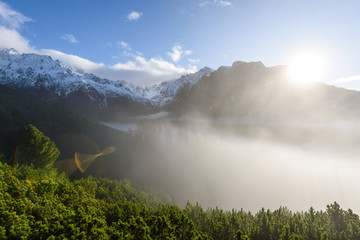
<box><xmin>2</xmin><ymin>49</ymin><xmax>360</xmax><ymax>213</ymax></box>
<box><xmin>2</xmin><ymin>1</ymin><xmax>360</xmax><ymax>238</ymax></box>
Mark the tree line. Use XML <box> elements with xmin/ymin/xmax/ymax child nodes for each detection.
<box><xmin>1</xmin><ymin>123</ymin><xmax>360</xmax><ymax>239</ymax></box>
<box><xmin>1</xmin><ymin>156</ymin><xmax>360</xmax><ymax>239</ymax></box>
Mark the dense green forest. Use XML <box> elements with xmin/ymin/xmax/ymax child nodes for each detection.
<box><xmin>1</xmin><ymin>157</ymin><xmax>360</xmax><ymax>239</ymax></box>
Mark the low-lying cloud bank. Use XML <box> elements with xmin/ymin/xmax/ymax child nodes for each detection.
<box><xmin>36</xmin><ymin>49</ymin><xmax>197</xmax><ymax>86</ymax></box>
<box><xmin>101</xmin><ymin>118</ymin><xmax>360</xmax><ymax>213</ymax></box>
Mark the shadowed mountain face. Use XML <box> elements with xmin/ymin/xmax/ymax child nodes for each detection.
<box><xmin>174</xmin><ymin>61</ymin><xmax>360</xmax><ymax>122</ymax></box>
<box><xmin>2</xmin><ymin>48</ymin><xmax>360</xmax><ymax>122</ymax></box>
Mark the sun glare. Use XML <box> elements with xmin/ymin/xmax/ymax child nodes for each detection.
<box><xmin>288</xmin><ymin>51</ymin><xmax>327</xmax><ymax>84</ymax></box>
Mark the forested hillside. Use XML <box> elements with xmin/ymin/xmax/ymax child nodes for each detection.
<box><xmin>1</xmin><ymin>158</ymin><xmax>360</xmax><ymax>239</ymax></box>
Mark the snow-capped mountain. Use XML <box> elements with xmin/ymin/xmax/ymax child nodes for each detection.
<box><xmin>3</xmin><ymin>48</ymin><xmax>360</xmax><ymax>123</ymax></box>
<box><xmin>138</xmin><ymin>66</ymin><xmax>213</xmax><ymax>106</ymax></box>
<box><xmin>0</xmin><ymin>49</ymin><xmax>213</xmax><ymax>110</ymax></box>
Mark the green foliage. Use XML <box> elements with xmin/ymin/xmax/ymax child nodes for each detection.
<box><xmin>17</xmin><ymin>124</ymin><xmax>60</xmax><ymax>169</ymax></box>
<box><xmin>2</xmin><ymin>152</ymin><xmax>360</xmax><ymax>239</ymax></box>
<box><xmin>184</xmin><ymin>202</ymin><xmax>360</xmax><ymax>240</ymax></box>
<box><xmin>0</xmin><ymin>161</ymin><xmax>209</xmax><ymax>239</ymax></box>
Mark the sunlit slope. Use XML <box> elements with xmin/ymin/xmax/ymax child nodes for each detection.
<box><xmin>174</xmin><ymin>61</ymin><xmax>360</xmax><ymax>121</ymax></box>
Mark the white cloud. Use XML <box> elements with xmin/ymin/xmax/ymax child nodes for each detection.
<box><xmin>118</xmin><ymin>41</ymin><xmax>132</xmax><ymax>50</ymax></box>
<box><xmin>188</xmin><ymin>58</ymin><xmax>200</xmax><ymax>63</ymax></box>
<box><xmin>107</xmin><ymin>56</ymin><xmax>197</xmax><ymax>85</ymax></box>
<box><xmin>127</xmin><ymin>11</ymin><xmax>142</xmax><ymax>21</ymax></box>
<box><xmin>199</xmin><ymin>1</ymin><xmax>210</xmax><ymax>7</ymax></box>
<box><xmin>0</xmin><ymin>26</ymin><xmax>33</xmax><ymax>52</ymax></box>
<box><xmin>0</xmin><ymin>28</ymin><xmax>195</xmax><ymax>85</ymax></box>
<box><xmin>199</xmin><ymin>0</ymin><xmax>231</xmax><ymax>7</ymax></box>
<box><xmin>0</xmin><ymin>2</ymin><xmax>196</xmax><ymax>86</ymax></box>
<box><xmin>0</xmin><ymin>2</ymin><xmax>33</xmax><ymax>52</ymax></box>
<box><xmin>167</xmin><ymin>45</ymin><xmax>193</xmax><ymax>63</ymax></box>
<box><xmin>334</xmin><ymin>75</ymin><xmax>360</xmax><ymax>83</ymax></box>
<box><xmin>217</xmin><ymin>0</ymin><xmax>231</xmax><ymax>7</ymax></box>
<box><xmin>37</xmin><ymin>49</ymin><xmax>105</xmax><ymax>71</ymax></box>
<box><xmin>34</xmin><ymin>50</ymin><xmax>197</xmax><ymax>86</ymax></box>
<box><xmin>167</xmin><ymin>45</ymin><xmax>182</xmax><ymax>62</ymax></box>
<box><xmin>0</xmin><ymin>1</ymin><xmax>32</xmax><ymax>29</ymax></box>
<box><xmin>61</xmin><ymin>34</ymin><xmax>78</xmax><ymax>43</ymax></box>
<box><xmin>184</xmin><ymin>50</ymin><xmax>193</xmax><ymax>56</ymax></box>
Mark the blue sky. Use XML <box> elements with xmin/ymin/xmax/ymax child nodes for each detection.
<box><xmin>1</xmin><ymin>0</ymin><xmax>360</xmax><ymax>88</ymax></box>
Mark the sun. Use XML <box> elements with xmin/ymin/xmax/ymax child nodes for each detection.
<box><xmin>288</xmin><ymin>51</ymin><xmax>327</xmax><ymax>84</ymax></box>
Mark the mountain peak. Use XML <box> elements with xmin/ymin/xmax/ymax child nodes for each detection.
<box><xmin>0</xmin><ymin>48</ymin><xmax>21</xmax><ymax>55</ymax></box>
<box><xmin>199</xmin><ymin>66</ymin><xmax>214</xmax><ymax>73</ymax></box>
<box><xmin>231</xmin><ymin>61</ymin><xmax>265</xmax><ymax>69</ymax></box>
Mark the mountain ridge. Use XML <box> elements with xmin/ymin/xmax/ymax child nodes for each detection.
<box><xmin>175</xmin><ymin>58</ymin><xmax>360</xmax><ymax>122</ymax></box>
<box><xmin>3</xmin><ymin>48</ymin><xmax>360</xmax><ymax>122</ymax></box>
<box><xmin>0</xmin><ymin>48</ymin><xmax>213</xmax><ymax>115</ymax></box>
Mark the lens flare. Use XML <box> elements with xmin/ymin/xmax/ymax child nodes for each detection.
<box><xmin>100</xmin><ymin>146</ymin><xmax>116</xmax><ymax>155</ymax></box>
<box><xmin>75</xmin><ymin>146</ymin><xmax>115</xmax><ymax>173</ymax></box>
<box><xmin>53</xmin><ymin>158</ymin><xmax>78</xmax><ymax>175</ymax></box>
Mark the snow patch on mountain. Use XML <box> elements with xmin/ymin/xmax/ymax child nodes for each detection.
<box><xmin>0</xmin><ymin>48</ymin><xmax>214</xmax><ymax>107</ymax></box>
<box><xmin>140</xmin><ymin>66</ymin><xmax>213</xmax><ymax>106</ymax></box>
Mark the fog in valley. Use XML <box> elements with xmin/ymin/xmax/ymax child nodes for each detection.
<box><xmin>100</xmin><ymin>113</ymin><xmax>360</xmax><ymax>213</ymax></box>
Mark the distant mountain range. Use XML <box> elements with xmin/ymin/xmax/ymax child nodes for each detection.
<box><xmin>0</xmin><ymin>49</ymin><xmax>212</xmax><ymax>117</ymax></box>
<box><xmin>1</xmin><ymin>48</ymin><xmax>360</xmax><ymax>122</ymax></box>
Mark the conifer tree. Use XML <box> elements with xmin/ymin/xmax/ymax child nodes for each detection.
<box><xmin>17</xmin><ymin>124</ymin><xmax>59</xmax><ymax>169</ymax></box>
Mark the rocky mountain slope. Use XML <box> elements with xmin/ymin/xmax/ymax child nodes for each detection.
<box><xmin>0</xmin><ymin>49</ymin><xmax>212</xmax><ymax>116</ymax></box>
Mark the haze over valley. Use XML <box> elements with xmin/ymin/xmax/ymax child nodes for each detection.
<box><xmin>2</xmin><ymin>48</ymin><xmax>360</xmax><ymax>213</ymax></box>
<box><xmin>2</xmin><ymin>1</ymin><xmax>360</xmax><ymax>238</ymax></box>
